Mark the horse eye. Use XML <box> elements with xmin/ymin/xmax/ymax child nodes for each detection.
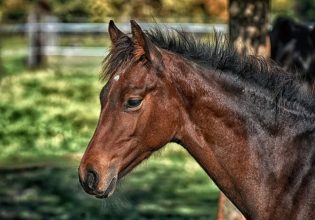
<box><xmin>126</xmin><ymin>98</ymin><xmax>142</xmax><ymax>109</ymax></box>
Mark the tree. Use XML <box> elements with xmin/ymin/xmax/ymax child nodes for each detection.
<box><xmin>27</xmin><ymin>0</ymin><xmax>51</xmax><ymax>68</ymax></box>
<box><xmin>229</xmin><ymin>0</ymin><xmax>270</xmax><ymax>57</ymax></box>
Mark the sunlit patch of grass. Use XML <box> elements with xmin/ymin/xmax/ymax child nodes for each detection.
<box><xmin>0</xmin><ymin>56</ymin><xmax>103</xmax><ymax>163</ymax></box>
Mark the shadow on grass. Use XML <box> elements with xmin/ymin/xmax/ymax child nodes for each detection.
<box><xmin>0</xmin><ymin>153</ymin><xmax>219</xmax><ymax>220</ymax></box>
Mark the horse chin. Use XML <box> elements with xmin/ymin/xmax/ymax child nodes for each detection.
<box><xmin>95</xmin><ymin>176</ymin><xmax>117</xmax><ymax>199</ymax></box>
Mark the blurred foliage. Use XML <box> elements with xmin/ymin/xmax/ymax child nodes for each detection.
<box><xmin>0</xmin><ymin>0</ymin><xmax>228</xmax><ymax>23</ymax></box>
<box><xmin>1</xmin><ymin>0</ymin><xmax>315</xmax><ymax>23</ymax></box>
<box><xmin>0</xmin><ymin>0</ymin><xmax>35</xmax><ymax>22</ymax></box>
<box><xmin>296</xmin><ymin>0</ymin><xmax>315</xmax><ymax>22</ymax></box>
<box><xmin>271</xmin><ymin>0</ymin><xmax>315</xmax><ymax>21</ymax></box>
<box><xmin>0</xmin><ymin>0</ymin><xmax>91</xmax><ymax>22</ymax></box>
<box><xmin>51</xmin><ymin>0</ymin><xmax>91</xmax><ymax>22</ymax></box>
<box><xmin>87</xmin><ymin>0</ymin><xmax>228</xmax><ymax>22</ymax></box>
<box><xmin>271</xmin><ymin>0</ymin><xmax>296</xmax><ymax>17</ymax></box>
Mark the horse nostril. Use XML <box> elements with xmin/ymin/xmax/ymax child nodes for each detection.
<box><xmin>86</xmin><ymin>170</ymin><xmax>98</xmax><ymax>190</ymax></box>
<box><xmin>79</xmin><ymin>169</ymin><xmax>99</xmax><ymax>194</ymax></box>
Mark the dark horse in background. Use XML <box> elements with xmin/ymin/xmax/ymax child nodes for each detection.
<box><xmin>79</xmin><ymin>20</ymin><xmax>315</xmax><ymax>220</ymax></box>
<box><xmin>270</xmin><ymin>16</ymin><xmax>315</xmax><ymax>85</ymax></box>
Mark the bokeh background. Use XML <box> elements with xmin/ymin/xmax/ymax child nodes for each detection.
<box><xmin>0</xmin><ymin>0</ymin><xmax>314</xmax><ymax>219</ymax></box>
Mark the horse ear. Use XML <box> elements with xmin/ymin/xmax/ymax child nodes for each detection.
<box><xmin>108</xmin><ymin>20</ymin><xmax>125</xmax><ymax>44</ymax></box>
<box><xmin>130</xmin><ymin>20</ymin><xmax>163</xmax><ymax>69</ymax></box>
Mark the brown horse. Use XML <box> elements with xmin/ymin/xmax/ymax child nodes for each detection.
<box><xmin>79</xmin><ymin>20</ymin><xmax>315</xmax><ymax>220</ymax></box>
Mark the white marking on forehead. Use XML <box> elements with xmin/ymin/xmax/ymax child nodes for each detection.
<box><xmin>114</xmin><ymin>75</ymin><xmax>120</xmax><ymax>81</ymax></box>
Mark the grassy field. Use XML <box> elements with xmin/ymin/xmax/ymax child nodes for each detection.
<box><xmin>0</xmin><ymin>46</ymin><xmax>220</xmax><ymax>219</ymax></box>
<box><xmin>0</xmin><ymin>54</ymin><xmax>102</xmax><ymax>164</ymax></box>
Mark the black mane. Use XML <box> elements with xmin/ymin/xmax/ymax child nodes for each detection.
<box><xmin>102</xmin><ymin>26</ymin><xmax>315</xmax><ymax>116</ymax></box>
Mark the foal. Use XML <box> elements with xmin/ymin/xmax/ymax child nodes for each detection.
<box><xmin>79</xmin><ymin>21</ymin><xmax>315</xmax><ymax>220</ymax></box>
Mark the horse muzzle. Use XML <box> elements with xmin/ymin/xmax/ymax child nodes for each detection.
<box><xmin>79</xmin><ymin>167</ymin><xmax>118</xmax><ymax>199</ymax></box>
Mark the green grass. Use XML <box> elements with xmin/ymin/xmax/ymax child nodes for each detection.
<box><xmin>0</xmin><ymin>55</ymin><xmax>103</xmax><ymax>163</ymax></box>
<box><xmin>0</xmin><ymin>145</ymin><xmax>219</xmax><ymax>219</ymax></box>
<box><xmin>1</xmin><ymin>34</ymin><xmax>110</xmax><ymax>49</ymax></box>
<box><xmin>0</xmin><ymin>52</ymin><xmax>219</xmax><ymax>219</ymax></box>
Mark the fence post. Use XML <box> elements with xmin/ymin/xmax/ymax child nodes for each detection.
<box><xmin>44</xmin><ymin>15</ymin><xmax>59</xmax><ymax>56</ymax></box>
<box><xmin>27</xmin><ymin>1</ymin><xmax>51</xmax><ymax>68</ymax></box>
<box><xmin>27</xmin><ymin>9</ymin><xmax>40</xmax><ymax>68</ymax></box>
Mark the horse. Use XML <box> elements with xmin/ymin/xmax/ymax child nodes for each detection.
<box><xmin>79</xmin><ymin>20</ymin><xmax>315</xmax><ymax>220</ymax></box>
<box><xmin>270</xmin><ymin>16</ymin><xmax>315</xmax><ymax>85</ymax></box>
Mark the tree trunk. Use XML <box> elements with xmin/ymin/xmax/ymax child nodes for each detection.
<box><xmin>27</xmin><ymin>0</ymin><xmax>51</xmax><ymax>69</ymax></box>
<box><xmin>27</xmin><ymin>9</ymin><xmax>46</xmax><ymax>68</ymax></box>
<box><xmin>229</xmin><ymin>0</ymin><xmax>270</xmax><ymax>57</ymax></box>
<box><xmin>217</xmin><ymin>1</ymin><xmax>271</xmax><ymax>220</ymax></box>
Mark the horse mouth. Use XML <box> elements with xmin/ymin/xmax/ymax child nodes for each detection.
<box><xmin>93</xmin><ymin>159</ymin><xmax>135</xmax><ymax>199</ymax></box>
<box><xmin>118</xmin><ymin>151</ymin><xmax>152</xmax><ymax>180</ymax></box>
<box><xmin>95</xmin><ymin>176</ymin><xmax>117</xmax><ymax>199</ymax></box>
<box><xmin>94</xmin><ymin>152</ymin><xmax>151</xmax><ymax>199</ymax></box>
<box><xmin>118</xmin><ymin>160</ymin><xmax>136</xmax><ymax>179</ymax></box>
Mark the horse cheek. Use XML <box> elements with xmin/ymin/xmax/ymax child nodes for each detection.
<box><xmin>137</xmin><ymin>104</ymin><xmax>171</xmax><ymax>150</ymax></box>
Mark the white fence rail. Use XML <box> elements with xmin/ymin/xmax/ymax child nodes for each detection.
<box><xmin>1</xmin><ymin>22</ymin><xmax>227</xmax><ymax>34</ymax></box>
<box><xmin>1</xmin><ymin>22</ymin><xmax>227</xmax><ymax>58</ymax></box>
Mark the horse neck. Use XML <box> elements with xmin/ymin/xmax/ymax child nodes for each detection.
<box><xmin>163</xmin><ymin>51</ymin><xmax>315</xmax><ymax>220</ymax></box>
